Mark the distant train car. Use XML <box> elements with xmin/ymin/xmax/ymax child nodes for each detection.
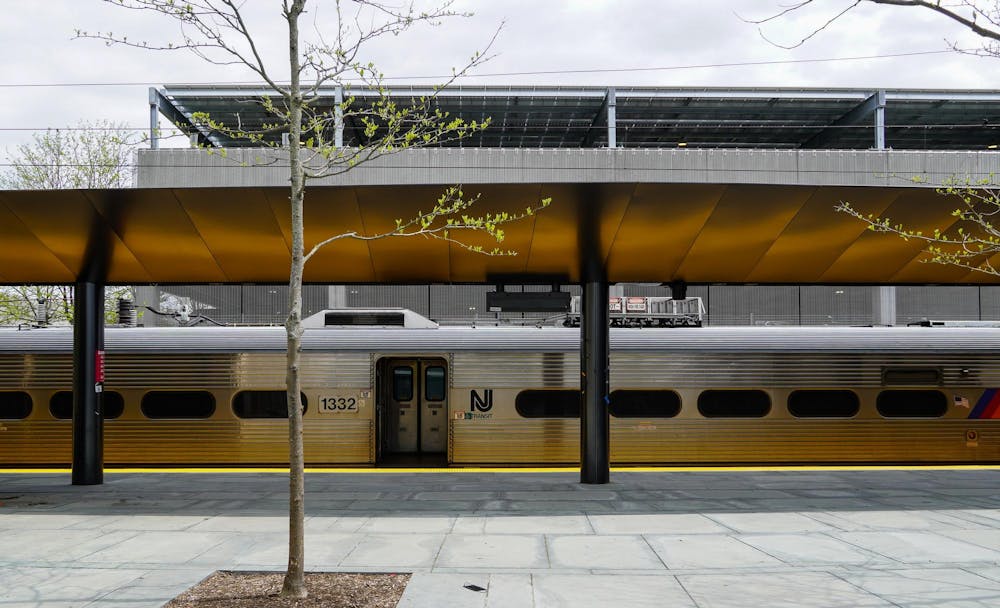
<box><xmin>0</xmin><ymin>311</ymin><xmax>998</xmax><ymax>466</ymax></box>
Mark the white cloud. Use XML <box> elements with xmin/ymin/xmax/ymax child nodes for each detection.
<box><xmin>1</xmin><ymin>0</ymin><xmax>997</xmax><ymax>156</ymax></box>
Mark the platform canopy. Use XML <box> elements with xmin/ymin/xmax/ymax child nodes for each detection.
<box><xmin>153</xmin><ymin>85</ymin><xmax>1000</xmax><ymax>150</ymax></box>
<box><xmin>1</xmin><ymin>182</ymin><xmax>997</xmax><ymax>286</ymax></box>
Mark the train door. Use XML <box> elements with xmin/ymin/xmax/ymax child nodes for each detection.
<box><xmin>376</xmin><ymin>357</ymin><xmax>448</xmax><ymax>464</ymax></box>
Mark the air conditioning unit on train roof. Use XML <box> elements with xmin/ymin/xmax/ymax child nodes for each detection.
<box><xmin>302</xmin><ymin>308</ymin><xmax>439</xmax><ymax>329</ymax></box>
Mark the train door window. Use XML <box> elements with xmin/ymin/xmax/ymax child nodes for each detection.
<box><xmin>610</xmin><ymin>390</ymin><xmax>681</xmax><ymax>418</ymax></box>
<box><xmin>233</xmin><ymin>391</ymin><xmax>308</xmax><ymax>418</ymax></box>
<box><xmin>49</xmin><ymin>391</ymin><xmax>124</xmax><ymax>419</ymax></box>
<box><xmin>393</xmin><ymin>367</ymin><xmax>414</xmax><ymax>402</ymax></box>
<box><xmin>424</xmin><ymin>366</ymin><xmax>446</xmax><ymax>402</ymax></box>
<box><xmin>141</xmin><ymin>391</ymin><xmax>216</xmax><ymax>419</ymax></box>
<box><xmin>788</xmin><ymin>390</ymin><xmax>860</xmax><ymax>418</ymax></box>
<box><xmin>515</xmin><ymin>390</ymin><xmax>580</xmax><ymax>418</ymax></box>
<box><xmin>698</xmin><ymin>390</ymin><xmax>770</xmax><ymax>418</ymax></box>
<box><xmin>876</xmin><ymin>390</ymin><xmax>947</xmax><ymax>418</ymax></box>
<box><xmin>0</xmin><ymin>391</ymin><xmax>31</xmax><ymax>419</ymax></box>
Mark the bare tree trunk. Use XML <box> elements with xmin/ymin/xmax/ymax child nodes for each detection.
<box><xmin>281</xmin><ymin>0</ymin><xmax>308</xmax><ymax>600</ymax></box>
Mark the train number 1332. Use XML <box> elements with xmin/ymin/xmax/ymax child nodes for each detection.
<box><xmin>319</xmin><ymin>393</ymin><xmax>362</xmax><ymax>413</ymax></box>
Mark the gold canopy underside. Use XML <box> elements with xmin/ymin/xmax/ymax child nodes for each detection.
<box><xmin>0</xmin><ymin>183</ymin><xmax>995</xmax><ymax>285</ymax></box>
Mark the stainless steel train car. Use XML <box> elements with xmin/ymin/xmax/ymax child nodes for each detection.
<box><xmin>1</xmin><ymin>317</ymin><xmax>998</xmax><ymax>466</ymax></box>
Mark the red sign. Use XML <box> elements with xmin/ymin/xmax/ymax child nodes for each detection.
<box><xmin>95</xmin><ymin>350</ymin><xmax>105</xmax><ymax>383</ymax></box>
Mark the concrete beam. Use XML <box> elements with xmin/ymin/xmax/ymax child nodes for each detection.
<box><xmin>136</xmin><ymin>147</ymin><xmax>1000</xmax><ymax>189</ymax></box>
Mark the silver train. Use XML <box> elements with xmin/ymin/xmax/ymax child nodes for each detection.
<box><xmin>0</xmin><ymin>315</ymin><xmax>998</xmax><ymax>466</ymax></box>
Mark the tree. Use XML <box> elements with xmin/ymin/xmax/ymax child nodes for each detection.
<box><xmin>0</xmin><ymin>285</ymin><xmax>135</xmax><ymax>326</ymax></box>
<box><xmin>80</xmin><ymin>1</ymin><xmax>548</xmax><ymax>599</ymax></box>
<box><xmin>749</xmin><ymin>1</ymin><xmax>1000</xmax><ymax>54</ymax></box>
<box><xmin>2</xmin><ymin>121</ymin><xmax>141</xmax><ymax>324</ymax></box>
<box><xmin>837</xmin><ymin>177</ymin><xmax>1000</xmax><ymax>276</ymax></box>
<box><xmin>0</xmin><ymin>286</ymin><xmax>73</xmax><ymax>326</ymax></box>
<box><xmin>2</xmin><ymin>119</ymin><xmax>137</xmax><ymax>189</ymax></box>
<box><xmin>748</xmin><ymin>0</ymin><xmax>1000</xmax><ymax>278</ymax></box>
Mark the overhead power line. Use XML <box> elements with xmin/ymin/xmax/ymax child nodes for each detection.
<box><xmin>0</xmin><ymin>49</ymin><xmax>967</xmax><ymax>89</ymax></box>
<box><xmin>1</xmin><ymin>123</ymin><xmax>998</xmax><ymax>133</ymax></box>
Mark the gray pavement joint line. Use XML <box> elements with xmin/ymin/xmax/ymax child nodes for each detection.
<box><xmin>542</xmin><ymin>534</ymin><xmax>551</xmax><ymax>572</ymax></box>
<box><xmin>695</xmin><ymin>513</ymin><xmax>742</xmax><ymax>535</ymax></box>
<box><xmin>428</xmin><ymin>527</ymin><xmax>449</xmax><ymax>572</ymax></box>
<box><xmin>640</xmin><ymin>534</ymin><xmax>670</xmax><ymax>571</ymax></box>
<box><xmin>727</xmin><ymin>533</ymin><xmax>790</xmax><ymax>566</ymax></box>
<box><xmin>333</xmin><ymin>532</ymin><xmax>368</xmax><ymax>569</ymax></box>
<box><xmin>800</xmin><ymin>509</ymin><xmax>849</xmax><ymax>532</ymax></box>
<box><xmin>531</xmin><ymin>572</ymin><xmax>540</xmax><ymax>608</ymax></box>
<box><xmin>812</xmin><ymin>510</ymin><xmax>860</xmax><ymax>532</ymax></box>
<box><xmin>85</xmin><ymin>568</ymin><xmax>167</xmax><ymax>607</ymax></box>
<box><xmin>827</xmin><ymin>568</ymin><xmax>907</xmax><ymax>608</ymax></box>
<box><xmin>72</xmin><ymin>530</ymin><xmax>144</xmax><ymax>563</ymax></box>
<box><xmin>672</xmin><ymin>572</ymin><xmax>703</xmax><ymax>608</ymax></box>
<box><xmin>959</xmin><ymin>565</ymin><xmax>1000</xmax><ymax>586</ymax></box>
<box><xmin>183</xmin><ymin>532</ymin><xmax>235</xmax><ymax>566</ymax></box>
<box><xmin>813</xmin><ymin>529</ymin><xmax>892</xmax><ymax>566</ymax></box>
<box><xmin>824</xmin><ymin>532</ymin><xmax>907</xmax><ymax>566</ymax></box>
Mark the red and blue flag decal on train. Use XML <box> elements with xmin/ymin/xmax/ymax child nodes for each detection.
<box><xmin>970</xmin><ymin>389</ymin><xmax>1000</xmax><ymax>419</ymax></box>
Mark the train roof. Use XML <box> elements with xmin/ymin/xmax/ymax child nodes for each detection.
<box><xmin>2</xmin><ymin>325</ymin><xmax>1000</xmax><ymax>354</ymax></box>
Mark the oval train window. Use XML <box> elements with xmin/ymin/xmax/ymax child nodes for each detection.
<box><xmin>610</xmin><ymin>390</ymin><xmax>681</xmax><ymax>418</ymax></box>
<box><xmin>141</xmin><ymin>391</ymin><xmax>216</xmax><ymax>419</ymax></box>
<box><xmin>0</xmin><ymin>391</ymin><xmax>32</xmax><ymax>419</ymax></box>
<box><xmin>876</xmin><ymin>390</ymin><xmax>947</xmax><ymax>418</ymax></box>
<box><xmin>698</xmin><ymin>390</ymin><xmax>770</xmax><ymax>418</ymax></box>
<box><xmin>515</xmin><ymin>390</ymin><xmax>580</xmax><ymax>418</ymax></box>
<box><xmin>788</xmin><ymin>390</ymin><xmax>859</xmax><ymax>418</ymax></box>
<box><xmin>49</xmin><ymin>391</ymin><xmax>125</xmax><ymax>420</ymax></box>
<box><xmin>232</xmin><ymin>391</ymin><xmax>308</xmax><ymax>419</ymax></box>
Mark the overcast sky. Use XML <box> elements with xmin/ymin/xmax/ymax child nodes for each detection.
<box><xmin>0</xmin><ymin>0</ymin><xmax>996</xmax><ymax>157</ymax></box>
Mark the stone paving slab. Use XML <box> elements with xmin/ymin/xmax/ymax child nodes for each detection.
<box><xmin>1</xmin><ymin>469</ymin><xmax>1000</xmax><ymax>607</ymax></box>
<box><xmin>546</xmin><ymin>535</ymin><xmax>663</xmax><ymax>570</ymax></box>
<box><xmin>840</xmin><ymin>567</ymin><xmax>1000</xmax><ymax>608</ymax></box>
<box><xmin>832</xmin><ymin>530</ymin><xmax>1000</xmax><ymax>564</ymax></box>
<box><xmin>435</xmin><ymin>534</ymin><xmax>548</xmax><ymax>569</ymax></box>
<box><xmin>531</xmin><ymin>574</ymin><xmax>695</xmax><ymax>607</ymax></box>
<box><xmin>738</xmin><ymin>533</ymin><xmax>884</xmax><ymax>565</ymax></box>
<box><xmin>645</xmin><ymin>535</ymin><xmax>782</xmax><ymax>569</ymax></box>
<box><xmin>341</xmin><ymin>533</ymin><xmax>445</xmax><ymax>568</ymax></box>
<box><xmin>678</xmin><ymin>571</ymin><xmax>895</xmax><ymax>607</ymax></box>
<box><xmin>587</xmin><ymin>512</ymin><xmax>727</xmax><ymax>534</ymax></box>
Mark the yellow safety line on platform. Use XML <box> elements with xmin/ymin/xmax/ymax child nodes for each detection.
<box><xmin>3</xmin><ymin>464</ymin><xmax>1000</xmax><ymax>474</ymax></box>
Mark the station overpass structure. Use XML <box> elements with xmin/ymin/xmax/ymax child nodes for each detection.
<box><xmin>3</xmin><ymin>85</ymin><xmax>1000</xmax><ymax>485</ymax></box>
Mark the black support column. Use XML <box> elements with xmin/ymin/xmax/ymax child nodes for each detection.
<box><xmin>579</xmin><ymin>183</ymin><xmax>610</xmax><ymax>485</ymax></box>
<box><xmin>580</xmin><ymin>277</ymin><xmax>610</xmax><ymax>484</ymax></box>
<box><xmin>72</xmin><ymin>281</ymin><xmax>105</xmax><ymax>485</ymax></box>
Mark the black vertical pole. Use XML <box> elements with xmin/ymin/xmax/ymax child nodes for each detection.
<box><xmin>581</xmin><ymin>278</ymin><xmax>610</xmax><ymax>484</ymax></box>
<box><xmin>578</xmin><ymin>183</ymin><xmax>610</xmax><ymax>485</ymax></box>
<box><xmin>72</xmin><ymin>281</ymin><xmax>104</xmax><ymax>485</ymax></box>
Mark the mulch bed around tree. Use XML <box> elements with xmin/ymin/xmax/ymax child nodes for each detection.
<box><xmin>164</xmin><ymin>571</ymin><xmax>411</xmax><ymax>608</ymax></box>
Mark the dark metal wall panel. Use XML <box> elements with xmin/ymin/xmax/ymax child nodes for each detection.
<box><xmin>72</xmin><ymin>283</ymin><xmax>1000</xmax><ymax>328</ymax></box>
<box><xmin>896</xmin><ymin>286</ymin><xmax>981</xmax><ymax>324</ymax></box>
<box><xmin>799</xmin><ymin>286</ymin><xmax>872</xmax><ymax>326</ymax></box>
<box><xmin>347</xmin><ymin>284</ymin><xmax>429</xmax><ymax>316</ymax></box>
<box><xmin>150</xmin><ymin>284</ymin><xmax>327</xmax><ymax>326</ymax></box>
<box><xmin>429</xmin><ymin>285</ymin><xmax>493</xmax><ymax>325</ymax></box>
<box><xmin>707</xmin><ymin>286</ymin><xmax>799</xmax><ymax>326</ymax></box>
<box><xmin>981</xmin><ymin>287</ymin><xmax>1000</xmax><ymax>321</ymax></box>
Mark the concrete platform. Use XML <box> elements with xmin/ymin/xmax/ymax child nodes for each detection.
<box><xmin>1</xmin><ymin>467</ymin><xmax>999</xmax><ymax>607</ymax></box>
